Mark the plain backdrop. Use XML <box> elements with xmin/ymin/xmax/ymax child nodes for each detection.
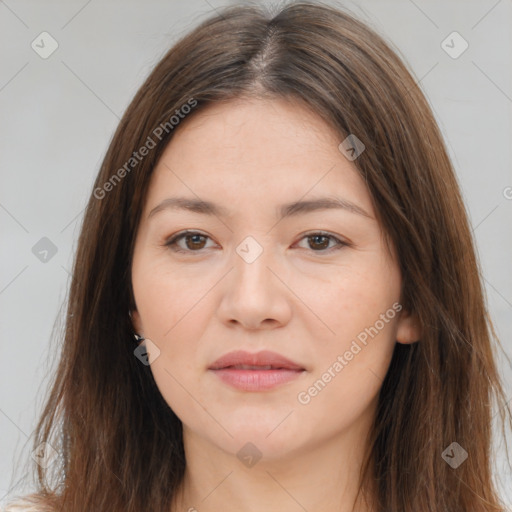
<box><xmin>1</xmin><ymin>0</ymin><xmax>511</xmax><ymax>507</ymax></box>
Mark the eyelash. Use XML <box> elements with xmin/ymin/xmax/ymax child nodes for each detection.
<box><xmin>163</xmin><ymin>230</ymin><xmax>349</xmax><ymax>255</ymax></box>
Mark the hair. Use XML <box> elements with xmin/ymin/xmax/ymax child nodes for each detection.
<box><xmin>5</xmin><ymin>1</ymin><xmax>511</xmax><ymax>511</ymax></box>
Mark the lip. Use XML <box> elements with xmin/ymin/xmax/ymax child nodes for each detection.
<box><xmin>208</xmin><ymin>350</ymin><xmax>306</xmax><ymax>391</ymax></box>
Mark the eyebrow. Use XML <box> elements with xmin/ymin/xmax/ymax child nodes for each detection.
<box><xmin>147</xmin><ymin>195</ymin><xmax>372</xmax><ymax>220</ymax></box>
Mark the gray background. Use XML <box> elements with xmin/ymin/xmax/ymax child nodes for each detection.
<box><xmin>1</xmin><ymin>0</ymin><xmax>511</xmax><ymax>507</ymax></box>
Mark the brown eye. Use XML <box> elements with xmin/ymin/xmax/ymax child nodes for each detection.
<box><xmin>164</xmin><ymin>231</ymin><xmax>213</xmax><ymax>253</ymax></box>
<box><xmin>296</xmin><ymin>232</ymin><xmax>348</xmax><ymax>252</ymax></box>
<box><xmin>164</xmin><ymin>230</ymin><xmax>348</xmax><ymax>255</ymax></box>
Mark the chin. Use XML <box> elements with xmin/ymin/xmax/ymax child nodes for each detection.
<box><xmin>217</xmin><ymin>415</ymin><xmax>309</xmax><ymax>456</ymax></box>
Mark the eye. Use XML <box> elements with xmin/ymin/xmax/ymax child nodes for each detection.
<box><xmin>164</xmin><ymin>230</ymin><xmax>348</xmax><ymax>254</ymax></box>
<box><xmin>164</xmin><ymin>230</ymin><xmax>216</xmax><ymax>253</ymax></box>
<box><xmin>295</xmin><ymin>231</ymin><xmax>348</xmax><ymax>252</ymax></box>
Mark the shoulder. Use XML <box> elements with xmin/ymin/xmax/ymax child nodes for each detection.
<box><xmin>1</xmin><ymin>494</ymin><xmax>53</xmax><ymax>512</ymax></box>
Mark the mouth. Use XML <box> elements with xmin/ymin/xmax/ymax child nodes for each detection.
<box><xmin>208</xmin><ymin>350</ymin><xmax>306</xmax><ymax>391</ymax></box>
<box><xmin>214</xmin><ymin>364</ymin><xmax>298</xmax><ymax>370</ymax></box>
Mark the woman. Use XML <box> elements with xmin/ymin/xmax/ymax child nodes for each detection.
<box><xmin>4</xmin><ymin>1</ymin><xmax>511</xmax><ymax>511</ymax></box>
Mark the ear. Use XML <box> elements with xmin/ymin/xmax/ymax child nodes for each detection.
<box><xmin>396</xmin><ymin>308</ymin><xmax>421</xmax><ymax>344</ymax></box>
<box><xmin>130</xmin><ymin>309</ymin><xmax>144</xmax><ymax>336</ymax></box>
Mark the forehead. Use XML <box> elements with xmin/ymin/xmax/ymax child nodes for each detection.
<box><xmin>144</xmin><ymin>98</ymin><xmax>374</xmax><ymax>219</ymax></box>
<box><xmin>165</xmin><ymin>97</ymin><xmax>341</xmax><ymax>164</ymax></box>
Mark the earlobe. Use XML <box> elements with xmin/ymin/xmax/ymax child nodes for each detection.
<box><xmin>396</xmin><ymin>309</ymin><xmax>421</xmax><ymax>344</ymax></box>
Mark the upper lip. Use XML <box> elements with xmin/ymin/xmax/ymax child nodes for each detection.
<box><xmin>209</xmin><ymin>350</ymin><xmax>305</xmax><ymax>371</ymax></box>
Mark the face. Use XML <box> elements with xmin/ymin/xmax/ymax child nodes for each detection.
<box><xmin>130</xmin><ymin>97</ymin><xmax>420</xmax><ymax>461</ymax></box>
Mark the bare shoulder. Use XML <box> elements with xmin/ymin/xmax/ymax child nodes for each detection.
<box><xmin>1</xmin><ymin>494</ymin><xmax>54</xmax><ymax>512</ymax></box>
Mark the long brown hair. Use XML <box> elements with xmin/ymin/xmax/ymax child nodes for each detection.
<box><xmin>6</xmin><ymin>2</ymin><xmax>511</xmax><ymax>511</ymax></box>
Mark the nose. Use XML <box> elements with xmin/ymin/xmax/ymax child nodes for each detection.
<box><xmin>216</xmin><ymin>242</ymin><xmax>293</xmax><ymax>331</ymax></box>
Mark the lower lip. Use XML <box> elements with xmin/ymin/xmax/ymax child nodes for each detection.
<box><xmin>209</xmin><ymin>368</ymin><xmax>304</xmax><ymax>391</ymax></box>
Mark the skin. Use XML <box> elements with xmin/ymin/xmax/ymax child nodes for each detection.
<box><xmin>130</xmin><ymin>97</ymin><xmax>421</xmax><ymax>512</ymax></box>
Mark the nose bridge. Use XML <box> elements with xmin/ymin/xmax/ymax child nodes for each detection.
<box><xmin>214</xmin><ymin>234</ymin><xmax>292</xmax><ymax>329</ymax></box>
<box><xmin>231</xmin><ymin>234</ymin><xmax>275</xmax><ymax>292</ymax></box>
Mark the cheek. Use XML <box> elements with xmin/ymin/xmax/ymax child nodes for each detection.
<box><xmin>132</xmin><ymin>255</ymin><xmax>210</xmax><ymax>340</ymax></box>
<box><xmin>297</xmin><ymin>259</ymin><xmax>400</xmax><ymax>341</ymax></box>
<box><xmin>295</xmin><ymin>286</ymin><xmax>400</xmax><ymax>433</ymax></box>
<box><xmin>297</xmin><ymin>258</ymin><xmax>401</xmax><ymax>398</ymax></box>
<box><xmin>131</xmin><ymin>255</ymin><xmax>213</xmax><ymax>375</ymax></box>
<box><xmin>131</xmin><ymin>279</ymin><xmax>206</xmax><ymax>420</ymax></box>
